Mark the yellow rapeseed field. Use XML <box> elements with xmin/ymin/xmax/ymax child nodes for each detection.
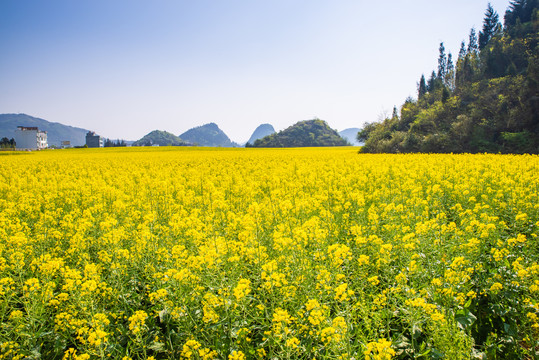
<box><xmin>0</xmin><ymin>147</ymin><xmax>537</xmax><ymax>359</ymax></box>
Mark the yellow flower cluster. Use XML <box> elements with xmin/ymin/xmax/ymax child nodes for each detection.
<box><xmin>0</xmin><ymin>148</ymin><xmax>537</xmax><ymax>358</ymax></box>
<box><xmin>128</xmin><ymin>310</ymin><xmax>148</xmax><ymax>336</ymax></box>
<box><xmin>233</xmin><ymin>279</ymin><xmax>251</xmax><ymax>301</ymax></box>
<box><xmin>364</xmin><ymin>338</ymin><xmax>395</xmax><ymax>360</ymax></box>
<box><xmin>181</xmin><ymin>339</ymin><xmax>217</xmax><ymax>359</ymax></box>
<box><xmin>320</xmin><ymin>316</ymin><xmax>347</xmax><ymax>344</ymax></box>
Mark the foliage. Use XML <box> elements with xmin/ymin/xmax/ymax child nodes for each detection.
<box><xmin>360</xmin><ymin>1</ymin><xmax>539</xmax><ymax>154</ymax></box>
<box><xmin>0</xmin><ymin>148</ymin><xmax>537</xmax><ymax>359</ymax></box>
<box><xmin>179</xmin><ymin>123</ymin><xmax>238</xmax><ymax>147</ymax></box>
<box><xmin>104</xmin><ymin>139</ymin><xmax>127</xmax><ymax>147</ymax></box>
<box><xmin>0</xmin><ymin>137</ymin><xmax>15</xmax><ymax>149</ymax></box>
<box><xmin>132</xmin><ymin>130</ymin><xmax>187</xmax><ymax>147</ymax></box>
<box><xmin>251</xmin><ymin>119</ymin><xmax>349</xmax><ymax>147</ymax></box>
<box><xmin>479</xmin><ymin>3</ymin><xmax>502</xmax><ymax>50</ymax></box>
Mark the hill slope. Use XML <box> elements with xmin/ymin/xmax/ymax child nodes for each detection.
<box><xmin>132</xmin><ymin>130</ymin><xmax>187</xmax><ymax>146</ymax></box>
<box><xmin>251</xmin><ymin>119</ymin><xmax>349</xmax><ymax>147</ymax></box>
<box><xmin>339</xmin><ymin>128</ymin><xmax>362</xmax><ymax>146</ymax></box>
<box><xmin>0</xmin><ymin>113</ymin><xmax>90</xmax><ymax>147</ymax></box>
<box><xmin>179</xmin><ymin>123</ymin><xmax>237</xmax><ymax>147</ymax></box>
<box><xmin>246</xmin><ymin>124</ymin><xmax>276</xmax><ymax>145</ymax></box>
<box><xmin>359</xmin><ymin>2</ymin><xmax>539</xmax><ymax>154</ymax></box>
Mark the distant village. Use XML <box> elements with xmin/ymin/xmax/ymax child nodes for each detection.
<box><xmin>0</xmin><ymin>119</ymin><xmax>361</xmax><ymax>149</ymax></box>
<box><xmin>2</xmin><ymin>126</ymin><xmax>119</xmax><ymax>150</ymax></box>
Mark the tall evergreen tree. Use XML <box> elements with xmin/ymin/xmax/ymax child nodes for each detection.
<box><xmin>427</xmin><ymin>71</ymin><xmax>437</xmax><ymax>92</ymax></box>
<box><xmin>441</xmin><ymin>87</ymin><xmax>450</xmax><ymax>103</ymax></box>
<box><xmin>437</xmin><ymin>42</ymin><xmax>447</xmax><ymax>79</ymax></box>
<box><xmin>522</xmin><ymin>0</ymin><xmax>538</xmax><ymax>23</ymax></box>
<box><xmin>479</xmin><ymin>3</ymin><xmax>501</xmax><ymax>49</ymax></box>
<box><xmin>468</xmin><ymin>28</ymin><xmax>479</xmax><ymax>53</ymax></box>
<box><xmin>505</xmin><ymin>0</ymin><xmax>539</xmax><ymax>31</ymax></box>
<box><xmin>455</xmin><ymin>54</ymin><xmax>472</xmax><ymax>89</ymax></box>
<box><xmin>446</xmin><ymin>53</ymin><xmax>455</xmax><ymax>90</ymax></box>
<box><xmin>446</xmin><ymin>53</ymin><xmax>454</xmax><ymax>74</ymax></box>
<box><xmin>458</xmin><ymin>41</ymin><xmax>467</xmax><ymax>60</ymax></box>
<box><xmin>392</xmin><ymin>106</ymin><xmax>399</xmax><ymax>120</ymax></box>
<box><xmin>418</xmin><ymin>74</ymin><xmax>427</xmax><ymax>98</ymax></box>
<box><xmin>462</xmin><ymin>55</ymin><xmax>475</xmax><ymax>85</ymax></box>
<box><xmin>504</xmin><ymin>0</ymin><xmax>527</xmax><ymax>27</ymax></box>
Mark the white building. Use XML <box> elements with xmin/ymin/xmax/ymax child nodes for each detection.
<box><xmin>14</xmin><ymin>126</ymin><xmax>48</xmax><ymax>150</ymax></box>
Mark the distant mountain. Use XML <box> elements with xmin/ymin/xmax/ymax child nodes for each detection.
<box><xmin>132</xmin><ymin>130</ymin><xmax>187</xmax><ymax>146</ymax></box>
<box><xmin>179</xmin><ymin>123</ymin><xmax>237</xmax><ymax>147</ymax></box>
<box><xmin>246</xmin><ymin>124</ymin><xmax>275</xmax><ymax>146</ymax></box>
<box><xmin>0</xmin><ymin>113</ymin><xmax>90</xmax><ymax>147</ymax></box>
<box><xmin>250</xmin><ymin>119</ymin><xmax>350</xmax><ymax>147</ymax></box>
<box><xmin>339</xmin><ymin>128</ymin><xmax>363</xmax><ymax>146</ymax></box>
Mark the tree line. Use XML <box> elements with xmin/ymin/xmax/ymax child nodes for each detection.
<box><xmin>0</xmin><ymin>137</ymin><xmax>16</xmax><ymax>149</ymax></box>
<box><xmin>104</xmin><ymin>139</ymin><xmax>127</xmax><ymax>147</ymax></box>
<box><xmin>359</xmin><ymin>0</ymin><xmax>539</xmax><ymax>153</ymax></box>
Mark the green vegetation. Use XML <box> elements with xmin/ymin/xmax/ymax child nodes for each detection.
<box><xmin>132</xmin><ymin>130</ymin><xmax>187</xmax><ymax>146</ymax></box>
<box><xmin>179</xmin><ymin>123</ymin><xmax>237</xmax><ymax>147</ymax></box>
<box><xmin>359</xmin><ymin>0</ymin><xmax>539</xmax><ymax>154</ymax></box>
<box><xmin>104</xmin><ymin>139</ymin><xmax>127</xmax><ymax>147</ymax></box>
<box><xmin>246</xmin><ymin>123</ymin><xmax>276</xmax><ymax>146</ymax></box>
<box><xmin>249</xmin><ymin>119</ymin><xmax>349</xmax><ymax>147</ymax></box>
<box><xmin>0</xmin><ymin>137</ymin><xmax>16</xmax><ymax>149</ymax></box>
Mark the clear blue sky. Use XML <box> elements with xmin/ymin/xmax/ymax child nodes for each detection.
<box><xmin>0</xmin><ymin>0</ymin><xmax>511</xmax><ymax>142</ymax></box>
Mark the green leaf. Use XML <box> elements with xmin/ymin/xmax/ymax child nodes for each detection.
<box><xmin>412</xmin><ymin>324</ymin><xmax>423</xmax><ymax>339</ymax></box>
<box><xmin>431</xmin><ymin>348</ymin><xmax>445</xmax><ymax>359</ymax></box>
<box><xmin>149</xmin><ymin>341</ymin><xmax>166</xmax><ymax>352</ymax></box>
<box><xmin>417</xmin><ymin>348</ymin><xmax>431</xmax><ymax>357</ymax></box>
<box><xmin>455</xmin><ymin>309</ymin><xmax>477</xmax><ymax>329</ymax></box>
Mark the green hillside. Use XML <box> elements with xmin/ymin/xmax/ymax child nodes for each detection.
<box><xmin>359</xmin><ymin>1</ymin><xmax>539</xmax><ymax>154</ymax></box>
<box><xmin>179</xmin><ymin>123</ymin><xmax>237</xmax><ymax>147</ymax></box>
<box><xmin>250</xmin><ymin>119</ymin><xmax>349</xmax><ymax>147</ymax></box>
<box><xmin>132</xmin><ymin>130</ymin><xmax>187</xmax><ymax>146</ymax></box>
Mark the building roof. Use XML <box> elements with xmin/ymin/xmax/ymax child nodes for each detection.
<box><xmin>17</xmin><ymin>126</ymin><xmax>47</xmax><ymax>133</ymax></box>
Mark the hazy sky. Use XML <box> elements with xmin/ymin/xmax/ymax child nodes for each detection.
<box><xmin>0</xmin><ymin>0</ymin><xmax>511</xmax><ymax>142</ymax></box>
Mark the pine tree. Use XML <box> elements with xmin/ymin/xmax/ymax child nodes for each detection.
<box><xmin>455</xmin><ymin>55</ymin><xmax>468</xmax><ymax>89</ymax></box>
<box><xmin>467</xmin><ymin>28</ymin><xmax>479</xmax><ymax>53</ymax></box>
<box><xmin>447</xmin><ymin>53</ymin><xmax>454</xmax><ymax>74</ymax></box>
<box><xmin>479</xmin><ymin>3</ymin><xmax>500</xmax><ymax>49</ymax></box>
<box><xmin>504</xmin><ymin>0</ymin><xmax>527</xmax><ymax>27</ymax></box>
<box><xmin>418</xmin><ymin>74</ymin><xmax>427</xmax><ymax>98</ymax></box>
<box><xmin>392</xmin><ymin>106</ymin><xmax>399</xmax><ymax>120</ymax></box>
<box><xmin>461</xmin><ymin>55</ymin><xmax>474</xmax><ymax>85</ymax></box>
<box><xmin>427</xmin><ymin>71</ymin><xmax>437</xmax><ymax>92</ymax></box>
<box><xmin>458</xmin><ymin>41</ymin><xmax>467</xmax><ymax>60</ymax></box>
<box><xmin>446</xmin><ymin>53</ymin><xmax>455</xmax><ymax>90</ymax></box>
<box><xmin>523</xmin><ymin>0</ymin><xmax>539</xmax><ymax>23</ymax></box>
<box><xmin>441</xmin><ymin>87</ymin><xmax>450</xmax><ymax>103</ymax></box>
<box><xmin>437</xmin><ymin>42</ymin><xmax>447</xmax><ymax>79</ymax></box>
